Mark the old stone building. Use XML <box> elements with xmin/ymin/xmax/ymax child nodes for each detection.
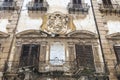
<box><xmin>0</xmin><ymin>0</ymin><xmax>120</xmax><ymax>80</ymax></box>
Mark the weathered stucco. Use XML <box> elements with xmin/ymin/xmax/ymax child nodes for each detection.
<box><xmin>0</xmin><ymin>19</ymin><xmax>8</xmax><ymax>33</ymax></box>
<box><xmin>108</xmin><ymin>20</ymin><xmax>120</xmax><ymax>34</ymax></box>
<box><xmin>16</xmin><ymin>0</ymin><xmax>97</xmax><ymax>34</ymax></box>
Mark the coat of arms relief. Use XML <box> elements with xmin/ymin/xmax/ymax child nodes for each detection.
<box><xmin>41</xmin><ymin>12</ymin><xmax>76</xmax><ymax>34</ymax></box>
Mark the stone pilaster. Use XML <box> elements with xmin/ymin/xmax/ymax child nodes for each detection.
<box><xmin>92</xmin><ymin>0</ymin><xmax>118</xmax><ymax>80</ymax></box>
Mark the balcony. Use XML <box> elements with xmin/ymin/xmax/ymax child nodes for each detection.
<box><xmin>67</xmin><ymin>3</ymin><xmax>90</xmax><ymax>14</ymax></box>
<box><xmin>99</xmin><ymin>4</ymin><xmax>120</xmax><ymax>14</ymax></box>
<box><xmin>0</xmin><ymin>1</ymin><xmax>17</xmax><ymax>10</ymax></box>
<box><xmin>2</xmin><ymin>60</ymin><xmax>109</xmax><ymax>80</ymax></box>
<box><xmin>27</xmin><ymin>2</ymin><xmax>49</xmax><ymax>12</ymax></box>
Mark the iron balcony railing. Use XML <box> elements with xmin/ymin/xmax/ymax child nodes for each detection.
<box><xmin>99</xmin><ymin>4</ymin><xmax>120</xmax><ymax>13</ymax></box>
<box><xmin>67</xmin><ymin>3</ymin><xmax>90</xmax><ymax>14</ymax></box>
<box><xmin>3</xmin><ymin>60</ymin><xmax>109</xmax><ymax>78</ymax></box>
<box><xmin>0</xmin><ymin>1</ymin><xmax>16</xmax><ymax>10</ymax></box>
<box><xmin>27</xmin><ymin>2</ymin><xmax>49</xmax><ymax>11</ymax></box>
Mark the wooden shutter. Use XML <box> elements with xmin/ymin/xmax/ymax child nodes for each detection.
<box><xmin>75</xmin><ymin>44</ymin><xmax>86</xmax><ymax>67</ymax></box>
<box><xmin>114</xmin><ymin>46</ymin><xmax>120</xmax><ymax>63</ymax></box>
<box><xmin>75</xmin><ymin>44</ymin><xmax>94</xmax><ymax>68</ymax></box>
<box><xmin>84</xmin><ymin>45</ymin><xmax>94</xmax><ymax>68</ymax></box>
<box><xmin>19</xmin><ymin>44</ymin><xmax>40</xmax><ymax>67</ymax></box>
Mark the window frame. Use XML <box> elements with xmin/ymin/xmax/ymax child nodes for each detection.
<box><xmin>75</xmin><ymin>44</ymin><xmax>95</xmax><ymax>68</ymax></box>
<box><xmin>113</xmin><ymin>45</ymin><xmax>120</xmax><ymax>63</ymax></box>
<box><xmin>19</xmin><ymin>44</ymin><xmax>40</xmax><ymax>67</ymax></box>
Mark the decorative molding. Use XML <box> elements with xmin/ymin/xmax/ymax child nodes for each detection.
<box><xmin>0</xmin><ymin>31</ymin><xmax>9</xmax><ymax>38</ymax></box>
<box><xmin>67</xmin><ymin>30</ymin><xmax>98</xmax><ymax>39</ymax></box>
<box><xmin>16</xmin><ymin>30</ymin><xmax>49</xmax><ymax>38</ymax></box>
<box><xmin>106</xmin><ymin>32</ymin><xmax>120</xmax><ymax>40</ymax></box>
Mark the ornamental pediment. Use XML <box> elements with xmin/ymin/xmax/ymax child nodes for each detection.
<box><xmin>106</xmin><ymin>32</ymin><xmax>120</xmax><ymax>39</ymax></box>
<box><xmin>16</xmin><ymin>30</ymin><xmax>48</xmax><ymax>38</ymax></box>
<box><xmin>0</xmin><ymin>31</ymin><xmax>9</xmax><ymax>38</ymax></box>
<box><xmin>67</xmin><ymin>30</ymin><xmax>98</xmax><ymax>39</ymax></box>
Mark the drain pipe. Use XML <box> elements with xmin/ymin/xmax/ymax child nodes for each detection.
<box><xmin>90</xmin><ymin>0</ymin><xmax>106</xmax><ymax>64</ymax></box>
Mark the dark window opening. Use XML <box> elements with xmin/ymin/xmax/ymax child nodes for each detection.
<box><xmin>75</xmin><ymin>44</ymin><xmax>95</xmax><ymax>69</ymax></box>
<box><xmin>114</xmin><ymin>46</ymin><xmax>120</xmax><ymax>63</ymax></box>
<box><xmin>19</xmin><ymin>44</ymin><xmax>40</xmax><ymax>68</ymax></box>
<box><xmin>102</xmin><ymin>0</ymin><xmax>113</xmax><ymax>8</ymax></box>
<box><xmin>4</xmin><ymin>0</ymin><xmax>13</xmax><ymax>2</ymax></box>
<box><xmin>34</xmin><ymin>0</ymin><xmax>43</xmax><ymax>3</ymax></box>
<box><xmin>73</xmin><ymin>0</ymin><xmax>81</xmax><ymax>4</ymax></box>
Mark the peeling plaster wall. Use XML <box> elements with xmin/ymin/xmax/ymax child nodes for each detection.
<box><xmin>96</xmin><ymin>0</ymin><xmax>120</xmax><ymax>35</ymax></box>
<box><xmin>16</xmin><ymin>0</ymin><xmax>43</xmax><ymax>33</ymax></box>
<box><xmin>17</xmin><ymin>0</ymin><xmax>97</xmax><ymax>34</ymax></box>
<box><xmin>47</xmin><ymin>0</ymin><xmax>70</xmax><ymax>14</ymax></box>
<box><xmin>107</xmin><ymin>20</ymin><xmax>120</xmax><ymax>34</ymax></box>
<box><xmin>73</xmin><ymin>0</ymin><xmax>97</xmax><ymax>33</ymax></box>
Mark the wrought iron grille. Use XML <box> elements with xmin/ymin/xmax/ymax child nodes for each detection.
<box><xmin>0</xmin><ymin>1</ymin><xmax>16</xmax><ymax>10</ymax></box>
<box><xmin>99</xmin><ymin>0</ymin><xmax>120</xmax><ymax>14</ymax></box>
<box><xmin>27</xmin><ymin>1</ymin><xmax>49</xmax><ymax>11</ymax></box>
<box><xmin>67</xmin><ymin>3</ymin><xmax>90</xmax><ymax>14</ymax></box>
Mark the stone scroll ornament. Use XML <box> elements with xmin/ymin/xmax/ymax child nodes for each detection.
<box><xmin>41</xmin><ymin>12</ymin><xmax>76</xmax><ymax>34</ymax></box>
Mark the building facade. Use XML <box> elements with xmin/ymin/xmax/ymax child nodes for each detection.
<box><xmin>0</xmin><ymin>0</ymin><xmax>120</xmax><ymax>80</ymax></box>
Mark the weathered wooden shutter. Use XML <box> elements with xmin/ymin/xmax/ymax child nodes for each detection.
<box><xmin>75</xmin><ymin>44</ymin><xmax>85</xmax><ymax>67</ymax></box>
<box><xmin>114</xmin><ymin>46</ymin><xmax>120</xmax><ymax>63</ymax></box>
<box><xmin>84</xmin><ymin>45</ymin><xmax>94</xmax><ymax>68</ymax></box>
<box><xmin>75</xmin><ymin>44</ymin><xmax>94</xmax><ymax>68</ymax></box>
<box><xmin>19</xmin><ymin>44</ymin><xmax>40</xmax><ymax>67</ymax></box>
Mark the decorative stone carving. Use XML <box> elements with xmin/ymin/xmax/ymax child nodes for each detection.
<box><xmin>42</xmin><ymin>12</ymin><xmax>75</xmax><ymax>34</ymax></box>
